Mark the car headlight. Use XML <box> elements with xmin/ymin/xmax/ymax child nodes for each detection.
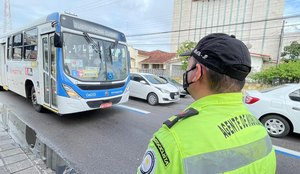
<box><xmin>62</xmin><ymin>84</ymin><xmax>82</xmax><ymax>99</ymax></box>
<box><xmin>179</xmin><ymin>86</ymin><xmax>184</xmax><ymax>92</ymax></box>
<box><xmin>156</xmin><ymin>87</ymin><xmax>170</xmax><ymax>93</ymax></box>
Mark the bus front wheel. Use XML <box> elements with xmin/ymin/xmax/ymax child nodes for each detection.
<box><xmin>31</xmin><ymin>86</ymin><xmax>44</xmax><ymax>112</ymax></box>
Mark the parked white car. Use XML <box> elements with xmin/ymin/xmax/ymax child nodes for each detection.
<box><xmin>159</xmin><ymin>76</ymin><xmax>188</xmax><ymax>97</ymax></box>
<box><xmin>129</xmin><ymin>73</ymin><xmax>180</xmax><ymax>105</ymax></box>
<box><xmin>244</xmin><ymin>84</ymin><xmax>300</xmax><ymax>138</ymax></box>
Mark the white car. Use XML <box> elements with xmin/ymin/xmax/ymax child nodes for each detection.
<box><xmin>129</xmin><ymin>73</ymin><xmax>180</xmax><ymax>105</ymax></box>
<box><xmin>159</xmin><ymin>76</ymin><xmax>188</xmax><ymax>97</ymax></box>
<box><xmin>244</xmin><ymin>84</ymin><xmax>300</xmax><ymax>138</ymax></box>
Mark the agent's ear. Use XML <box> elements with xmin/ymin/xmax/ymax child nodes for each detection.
<box><xmin>191</xmin><ymin>64</ymin><xmax>203</xmax><ymax>82</ymax></box>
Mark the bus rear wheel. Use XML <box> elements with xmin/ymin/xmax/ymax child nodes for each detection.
<box><xmin>31</xmin><ymin>86</ymin><xmax>44</xmax><ymax>112</ymax></box>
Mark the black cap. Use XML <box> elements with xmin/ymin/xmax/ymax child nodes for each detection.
<box><xmin>180</xmin><ymin>33</ymin><xmax>251</xmax><ymax>81</ymax></box>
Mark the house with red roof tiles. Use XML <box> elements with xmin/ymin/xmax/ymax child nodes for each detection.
<box><xmin>128</xmin><ymin>46</ymin><xmax>272</xmax><ymax>79</ymax></box>
<box><xmin>139</xmin><ymin>50</ymin><xmax>176</xmax><ymax>69</ymax></box>
<box><xmin>129</xmin><ymin>47</ymin><xmax>184</xmax><ymax>77</ymax></box>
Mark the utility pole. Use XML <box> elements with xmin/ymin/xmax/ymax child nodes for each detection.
<box><xmin>4</xmin><ymin>0</ymin><xmax>12</xmax><ymax>33</ymax></box>
<box><xmin>276</xmin><ymin>20</ymin><xmax>285</xmax><ymax>67</ymax></box>
<box><xmin>177</xmin><ymin>0</ymin><xmax>183</xmax><ymax>50</ymax></box>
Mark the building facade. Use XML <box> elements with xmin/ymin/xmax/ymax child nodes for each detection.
<box><xmin>128</xmin><ymin>46</ymin><xmax>185</xmax><ymax>78</ymax></box>
<box><xmin>171</xmin><ymin>0</ymin><xmax>285</xmax><ymax>61</ymax></box>
<box><xmin>128</xmin><ymin>46</ymin><xmax>148</xmax><ymax>72</ymax></box>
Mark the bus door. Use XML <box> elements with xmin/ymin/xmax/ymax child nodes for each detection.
<box><xmin>41</xmin><ymin>34</ymin><xmax>57</xmax><ymax>109</ymax></box>
<box><xmin>0</xmin><ymin>43</ymin><xmax>6</xmax><ymax>87</ymax></box>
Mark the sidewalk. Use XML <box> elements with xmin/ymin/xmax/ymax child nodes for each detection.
<box><xmin>0</xmin><ymin>124</ymin><xmax>53</xmax><ymax>174</ymax></box>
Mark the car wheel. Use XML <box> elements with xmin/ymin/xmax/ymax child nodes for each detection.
<box><xmin>261</xmin><ymin>115</ymin><xmax>290</xmax><ymax>138</ymax></box>
<box><xmin>147</xmin><ymin>93</ymin><xmax>158</xmax><ymax>106</ymax></box>
<box><xmin>31</xmin><ymin>86</ymin><xmax>44</xmax><ymax>112</ymax></box>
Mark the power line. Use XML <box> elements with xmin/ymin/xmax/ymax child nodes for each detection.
<box><xmin>122</xmin><ymin>6</ymin><xmax>272</xmax><ymax>33</ymax></box>
<box><xmin>127</xmin><ymin>14</ymin><xmax>300</xmax><ymax>37</ymax></box>
<box><xmin>73</xmin><ymin>0</ymin><xmax>276</xmax><ymax>36</ymax></box>
<box><xmin>67</xmin><ymin>0</ymin><xmax>112</xmax><ymax>12</ymax></box>
<box><xmin>71</xmin><ymin>0</ymin><xmax>121</xmax><ymax>13</ymax></box>
<box><xmin>80</xmin><ymin>0</ymin><xmax>269</xmax><ymax>31</ymax></box>
<box><xmin>128</xmin><ymin>33</ymin><xmax>300</xmax><ymax>45</ymax></box>
<box><xmin>130</xmin><ymin>35</ymin><xmax>300</xmax><ymax>47</ymax></box>
<box><xmin>127</xmin><ymin>23</ymin><xmax>300</xmax><ymax>44</ymax></box>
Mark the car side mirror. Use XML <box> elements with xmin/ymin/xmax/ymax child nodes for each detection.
<box><xmin>54</xmin><ymin>32</ymin><xmax>62</xmax><ymax>48</ymax></box>
<box><xmin>140</xmin><ymin>80</ymin><xmax>147</xmax><ymax>84</ymax></box>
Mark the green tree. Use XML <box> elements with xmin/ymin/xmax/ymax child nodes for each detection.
<box><xmin>252</xmin><ymin>61</ymin><xmax>300</xmax><ymax>84</ymax></box>
<box><xmin>281</xmin><ymin>41</ymin><xmax>300</xmax><ymax>62</ymax></box>
<box><xmin>176</xmin><ymin>41</ymin><xmax>196</xmax><ymax>70</ymax></box>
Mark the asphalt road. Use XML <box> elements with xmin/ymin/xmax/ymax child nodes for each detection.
<box><xmin>0</xmin><ymin>90</ymin><xmax>299</xmax><ymax>174</ymax></box>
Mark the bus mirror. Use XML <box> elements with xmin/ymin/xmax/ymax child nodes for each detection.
<box><xmin>54</xmin><ymin>33</ymin><xmax>62</xmax><ymax>48</ymax></box>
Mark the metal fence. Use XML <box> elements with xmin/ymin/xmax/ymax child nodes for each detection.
<box><xmin>138</xmin><ymin>69</ymin><xmax>166</xmax><ymax>76</ymax></box>
<box><xmin>258</xmin><ymin>78</ymin><xmax>300</xmax><ymax>86</ymax></box>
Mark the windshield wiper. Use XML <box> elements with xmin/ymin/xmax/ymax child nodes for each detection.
<box><xmin>83</xmin><ymin>32</ymin><xmax>104</xmax><ymax>79</ymax></box>
<box><xmin>109</xmin><ymin>40</ymin><xmax>119</xmax><ymax>64</ymax></box>
<box><xmin>83</xmin><ymin>32</ymin><xmax>102</xmax><ymax>61</ymax></box>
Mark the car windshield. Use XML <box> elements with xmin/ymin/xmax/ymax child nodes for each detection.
<box><xmin>169</xmin><ymin>78</ymin><xmax>181</xmax><ymax>85</ymax></box>
<box><xmin>63</xmin><ymin>32</ymin><xmax>128</xmax><ymax>82</ymax></box>
<box><xmin>144</xmin><ymin>74</ymin><xmax>168</xmax><ymax>84</ymax></box>
<box><xmin>260</xmin><ymin>85</ymin><xmax>287</xmax><ymax>93</ymax></box>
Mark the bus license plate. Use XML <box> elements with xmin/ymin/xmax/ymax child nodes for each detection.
<box><xmin>100</xmin><ymin>102</ymin><xmax>112</xmax><ymax>109</ymax></box>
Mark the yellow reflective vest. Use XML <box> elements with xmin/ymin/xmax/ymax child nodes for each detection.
<box><xmin>137</xmin><ymin>93</ymin><xmax>276</xmax><ymax>174</ymax></box>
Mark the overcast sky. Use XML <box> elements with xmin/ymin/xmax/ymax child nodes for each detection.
<box><xmin>0</xmin><ymin>0</ymin><xmax>299</xmax><ymax>52</ymax></box>
<box><xmin>284</xmin><ymin>0</ymin><xmax>300</xmax><ymax>31</ymax></box>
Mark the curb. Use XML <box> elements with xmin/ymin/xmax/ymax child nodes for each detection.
<box><xmin>0</xmin><ymin>125</ymin><xmax>54</xmax><ymax>174</ymax></box>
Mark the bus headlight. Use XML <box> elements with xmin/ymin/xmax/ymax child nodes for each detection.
<box><xmin>62</xmin><ymin>84</ymin><xmax>82</xmax><ymax>99</ymax></box>
<box><xmin>125</xmin><ymin>86</ymin><xmax>130</xmax><ymax>92</ymax></box>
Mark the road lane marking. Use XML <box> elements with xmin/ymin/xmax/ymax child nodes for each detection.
<box><xmin>273</xmin><ymin>145</ymin><xmax>300</xmax><ymax>160</ymax></box>
<box><xmin>116</xmin><ymin>105</ymin><xmax>150</xmax><ymax>115</ymax></box>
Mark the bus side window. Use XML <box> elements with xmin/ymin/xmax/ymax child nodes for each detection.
<box><xmin>31</xmin><ymin>50</ymin><xmax>37</xmax><ymax>59</ymax></box>
<box><xmin>7</xmin><ymin>37</ymin><xmax>12</xmax><ymax>59</ymax></box>
<box><xmin>12</xmin><ymin>33</ymin><xmax>23</xmax><ymax>60</ymax></box>
<box><xmin>25</xmin><ymin>46</ymin><xmax>37</xmax><ymax>59</ymax></box>
<box><xmin>24</xmin><ymin>28</ymin><xmax>38</xmax><ymax>60</ymax></box>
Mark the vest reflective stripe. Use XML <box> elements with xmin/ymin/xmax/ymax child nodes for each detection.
<box><xmin>183</xmin><ymin>135</ymin><xmax>273</xmax><ymax>174</ymax></box>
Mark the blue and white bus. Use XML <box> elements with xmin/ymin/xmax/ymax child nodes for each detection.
<box><xmin>0</xmin><ymin>12</ymin><xmax>130</xmax><ymax>114</ymax></box>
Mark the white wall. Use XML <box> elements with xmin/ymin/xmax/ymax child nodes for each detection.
<box><xmin>251</xmin><ymin>56</ymin><xmax>263</xmax><ymax>73</ymax></box>
<box><xmin>128</xmin><ymin>46</ymin><xmax>148</xmax><ymax>70</ymax></box>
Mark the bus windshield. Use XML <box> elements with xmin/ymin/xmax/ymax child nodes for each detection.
<box><xmin>63</xmin><ymin>32</ymin><xmax>128</xmax><ymax>82</ymax></box>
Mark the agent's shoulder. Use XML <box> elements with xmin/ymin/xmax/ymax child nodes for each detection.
<box><xmin>163</xmin><ymin>108</ymin><xmax>199</xmax><ymax>129</ymax></box>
